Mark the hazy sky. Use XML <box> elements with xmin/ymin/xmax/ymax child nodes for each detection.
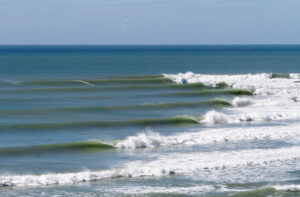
<box><xmin>0</xmin><ymin>0</ymin><xmax>300</xmax><ymax>44</ymax></box>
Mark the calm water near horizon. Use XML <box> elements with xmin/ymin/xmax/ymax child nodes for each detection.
<box><xmin>1</xmin><ymin>45</ymin><xmax>300</xmax><ymax>196</ymax></box>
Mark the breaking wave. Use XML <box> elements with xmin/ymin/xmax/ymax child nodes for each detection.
<box><xmin>163</xmin><ymin>72</ymin><xmax>300</xmax><ymax>96</ymax></box>
<box><xmin>232</xmin><ymin>97</ymin><xmax>252</xmax><ymax>107</ymax></box>
<box><xmin>1</xmin><ymin>146</ymin><xmax>300</xmax><ymax>187</ymax></box>
<box><xmin>200</xmin><ymin>110</ymin><xmax>290</xmax><ymax>125</ymax></box>
<box><xmin>163</xmin><ymin>89</ymin><xmax>252</xmax><ymax>97</ymax></box>
<box><xmin>116</xmin><ymin>122</ymin><xmax>300</xmax><ymax>149</ymax></box>
<box><xmin>2</xmin><ymin>120</ymin><xmax>299</xmax><ymax>154</ymax></box>
<box><xmin>0</xmin><ymin>116</ymin><xmax>200</xmax><ymax>131</ymax></box>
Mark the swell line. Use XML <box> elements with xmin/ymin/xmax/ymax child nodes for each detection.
<box><xmin>0</xmin><ymin>116</ymin><xmax>201</xmax><ymax>131</ymax></box>
<box><xmin>0</xmin><ymin>99</ymin><xmax>231</xmax><ymax>115</ymax></box>
<box><xmin>0</xmin><ymin>141</ymin><xmax>114</xmax><ymax>156</ymax></box>
<box><xmin>0</xmin><ymin>82</ymin><xmax>229</xmax><ymax>94</ymax></box>
<box><xmin>20</xmin><ymin>77</ymin><xmax>173</xmax><ymax>86</ymax></box>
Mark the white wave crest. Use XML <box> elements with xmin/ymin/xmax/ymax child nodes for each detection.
<box><xmin>273</xmin><ymin>184</ymin><xmax>300</xmax><ymax>191</ymax></box>
<box><xmin>290</xmin><ymin>73</ymin><xmax>300</xmax><ymax>79</ymax></box>
<box><xmin>201</xmin><ymin>110</ymin><xmax>292</xmax><ymax>125</ymax></box>
<box><xmin>201</xmin><ymin>110</ymin><xmax>229</xmax><ymax>124</ymax></box>
<box><xmin>164</xmin><ymin>72</ymin><xmax>300</xmax><ymax>96</ymax></box>
<box><xmin>232</xmin><ymin>97</ymin><xmax>252</xmax><ymax>107</ymax></box>
<box><xmin>164</xmin><ymin>72</ymin><xmax>272</xmax><ymax>89</ymax></box>
<box><xmin>115</xmin><ymin>122</ymin><xmax>300</xmax><ymax>149</ymax></box>
<box><xmin>116</xmin><ymin>131</ymin><xmax>167</xmax><ymax>149</ymax></box>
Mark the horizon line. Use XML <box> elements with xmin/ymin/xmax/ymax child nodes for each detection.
<box><xmin>1</xmin><ymin>44</ymin><xmax>300</xmax><ymax>46</ymax></box>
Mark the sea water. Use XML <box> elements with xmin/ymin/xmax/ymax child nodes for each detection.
<box><xmin>1</xmin><ymin>45</ymin><xmax>300</xmax><ymax>196</ymax></box>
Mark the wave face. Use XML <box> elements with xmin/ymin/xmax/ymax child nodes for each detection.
<box><xmin>0</xmin><ymin>116</ymin><xmax>201</xmax><ymax>131</ymax></box>
<box><xmin>0</xmin><ymin>141</ymin><xmax>114</xmax><ymax>155</ymax></box>
<box><xmin>0</xmin><ymin>99</ymin><xmax>231</xmax><ymax>115</ymax></box>
<box><xmin>18</xmin><ymin>77</ymin><xmax>173</xmax><ymax>86</ymax></box>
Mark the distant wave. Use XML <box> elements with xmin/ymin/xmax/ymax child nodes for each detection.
<box><xmin>0</xmin><ymin>99</ymin><xmax>231</xmax><ymax>115</ymax></box>
<box><xmin>3</xmin><ymin>105</ymin><xmax>298</xmax><ymax>131</ymax></box>
<box><xmin>164</xmin><ymin>72</ymin><xmax>299</xmax><ymax>85</ymax></box>
<box><xmin>1</xmin><ymin>72</ymin><xmax>298</xmax><ymax>89</ymax></box>
<box><xmin>0</xmin><ymin>82</ymin><xmax>229</xmax><ymax>94</ymax></box>
<box><xmin>19</xmin><ymin>76</ymin><xmax>172</xmax><ymax>86</ymax></box>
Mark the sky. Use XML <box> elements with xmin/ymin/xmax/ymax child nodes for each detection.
<box><xmin>0</xmin><ymin>0</ymin><xmax>300</xmax><ymax>45</ymax></box>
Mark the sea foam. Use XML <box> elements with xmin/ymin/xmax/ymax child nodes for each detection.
<box><xmin>1</xmin><ymin>146</ymin><xmax>300</xmax><ymax>187</ymax></box>
<box><xmin>115</xmin><ymin>122</ymin><xmax>300</xmax><ymax>149</ymax></box>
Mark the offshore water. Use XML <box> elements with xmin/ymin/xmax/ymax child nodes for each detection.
<box><xmin>1</xmin><ymin>45</ymin><xmax>300</xmax><ymax>196</ymax></box>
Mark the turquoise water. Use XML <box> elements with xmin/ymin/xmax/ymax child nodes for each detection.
<box><xmin>1</xmin><ymin>45</ymin><xmax>300</xmax><ymax>196</ymax></box>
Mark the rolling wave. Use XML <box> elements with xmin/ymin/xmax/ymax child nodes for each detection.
<box><xmin>0</xmin><ymin>141</ymin><xmax>114</xmax><ymax>155</ymax></box>
<box><xmin>2</xmin><ymin>106</ymin><xmax>294</xmax><ymax>131</ymax></box>
<box><xmin>0</xmin><ymin>99</ymin><xmax>231</xmax><ymax>115</ymax></box>
<box><xmin>0</xmin><ymin>116</ymin><xmax>201</xmax><ymax>131</ymax></box>
<box><xmin>19</xmin><ymin>76</ymin><xmax>173</xmax><ymax>86</ymax></box>
<box><xmin>0</xmin><ymin>82</ymin><xmax>228</xmax><ymax>94</ymax></box>
<box><xmin>2</xmin><ymin>120</ymin><xmax>298</xmax><ymax>156</ymax></box>
<box><xmin>163</xmin><ymin>72</ymin><xmax>300</xmax><ymax>96</ymax></box>
<box><xmin>116</xmin><ymin>122</ymin><xmax>300</xmax><ymax>149</ymax></box>
<box><xmin>270</xmin><ymin>73</ymin><xmax>291</xmax><ymax>78</ymax></box>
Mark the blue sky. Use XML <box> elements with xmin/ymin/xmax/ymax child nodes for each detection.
<box><xmin>0</xmin><ymin>0</ymin><xmax>299</xmax><ymax>44</ymax></box>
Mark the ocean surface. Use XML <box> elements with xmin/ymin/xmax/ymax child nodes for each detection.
<box><xmin>1</xmin><ymin>45</ymin><xmax>300</xmax><ymax>196</ymax></box>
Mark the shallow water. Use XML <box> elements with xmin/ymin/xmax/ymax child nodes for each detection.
<box><xmin>1</xmin><ymin>45</ymin><xmax>300</xmax><ymax>196</ymax></box>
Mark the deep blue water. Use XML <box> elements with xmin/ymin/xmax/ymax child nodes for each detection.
<box><xmin>1</xmin><ymin>45</ymin><xmax>300</xmax><ymax>80</ymax></box>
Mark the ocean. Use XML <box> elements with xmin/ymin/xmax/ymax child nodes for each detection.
<box><xmin>1</xmin><ymin>45</ymin><xmax>300</xmax><ymax>196</ymax></box>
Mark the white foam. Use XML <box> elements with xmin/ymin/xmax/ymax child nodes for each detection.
<box><xmin>0</xmin><ymin>170</ymin><xmax>122</xmax><ymax>187</ymax></box>
<box><xmin>2</xmin><ymin>146</ymin><xmax>300</xmax><ymax>187</ymax></box>
<box><xmin>200</xmin><ymin>110</ymin><xmax>291</xmax><ymax>125</ymax></box>
<box><xmin>123</xmin><ymin>146</ymin><xmax>300</xmax><ymax>178</ymax></box>
<box><xmin>201</xmin><ymin>110</ymin><xmax>229</xmax><ymax>124</ymax></box>
<box><xmin>232</xmin><ymin>97</ymin><xmax>252</xmax><ymax>107</ymax></box>
<box><xmin>164</xmin><ymin>72</ymin><xmax>300</xmax><ymax>96</ymax></box>
<box><xmin>273</xmin><ymin>184</ymin><xmax>300</xmax><ymax>191</ymax></box>
<box><xmin>104</xmin><ymin>185</ymin><xmax>222</xmax><ymax>195</ymax></box>
<box><xmin>164</xmin><ymin>72</ymin><xmax>300</xmax><ymax>126</ymax></box>
<box><xmin>290</xmin><ymin>73</ymin><xmax>300</xmax><ymax>79</ymax></box>
<box><xmin>116</xmin><ymin>131</ymin><xmax>167</xmax><ymax>149</ymax></box>
<box><xmin>116</xmin><ymin>122</ymin><xmax>300</xmax><ymax>149</ymax></box>
<box><xmin>164</xmin><ymin>72</ymin><xmax>272</xmax><ymax>89</ymax></box>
